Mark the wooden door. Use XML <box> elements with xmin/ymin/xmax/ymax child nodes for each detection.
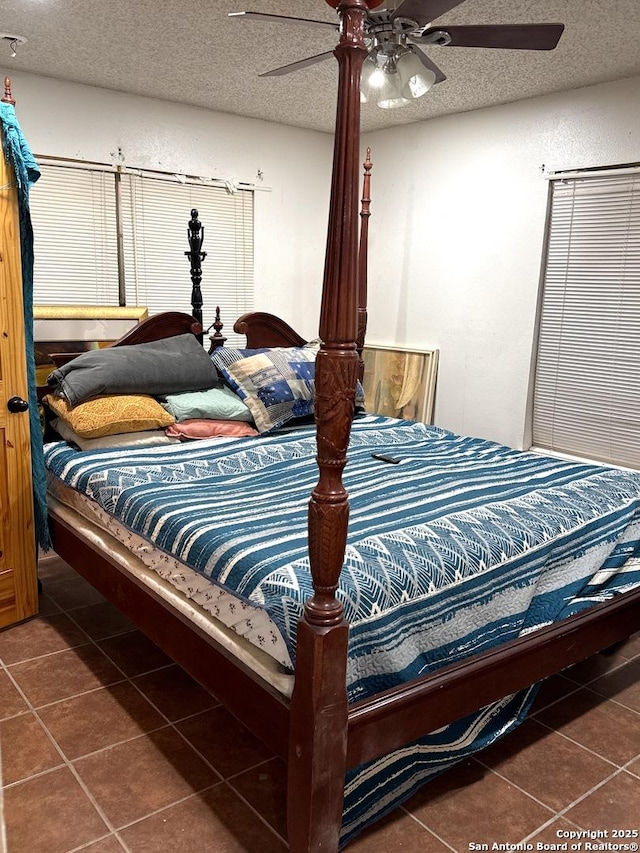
<box><xmin>0</xmin><ymin>129</ymin><xmax>38</xmax><ymax>627</ymax></box>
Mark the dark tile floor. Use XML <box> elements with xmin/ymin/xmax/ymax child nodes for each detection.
<box><xmin>1</xmin><ymin>553</ymin><xmax>638</xmax><ymax>852</ymax></box>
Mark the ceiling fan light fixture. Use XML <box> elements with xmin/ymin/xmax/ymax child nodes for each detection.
<box><xmin>376</xmin><ymin>79</ymin><xmax>411</xmax><ymax>110</ymax></box>
<box><xmin>360</xmin><ymin>51</ymin><xmax>384</xmax><ymax>102</ymax></box>
<box><xmin>377</xmin><ymin>57</ymin><xmax>410</xmax><ymax>109</ymax></box>
<box><xmin>377</xmin><ymin>95</ymin><xmax>411</xmax><ymax>109</ymax></box>
<box><xmin>397</xmin><ymin>47</ymin><xmax>436</xmax><ymax>100</ymax></box>
<box><xmin>361</xmin><ymin>48</ymin><xmax>411</xmax><ymax>109</ymax></box>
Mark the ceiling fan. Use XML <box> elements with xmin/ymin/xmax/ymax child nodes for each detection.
<box><xmin>229</xmin><ymin>0</ymin><xmax>564</xmax><ymax>109</ymax></box>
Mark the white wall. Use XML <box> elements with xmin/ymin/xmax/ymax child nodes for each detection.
<box><xmin>6</xmin><ymin>69</ymin><xmax>640</xmax><ymax>449</ymax></box>
<box><xmin>1</xmin><ymin>68</ymin><xmax>334</xmax><ymax>340</ymax></box>
<box><xmin>363</xmin><ymin>75</ymin><xmax>640</xmax><ymax>449</ymax></box>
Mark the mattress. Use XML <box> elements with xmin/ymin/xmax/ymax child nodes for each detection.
<box><xmin>48</xmin><ymin>476</ymin><xmax>293</xmax><ymax>670</ymax></box>
<box><xmin>47</xmin><ymin>494</ymin><xmax>295</xmax><ymax>698</ymax></box>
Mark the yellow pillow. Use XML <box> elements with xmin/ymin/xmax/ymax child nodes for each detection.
<box><xmin>44</xmin><ymin>394</ymin><xmax>175</xmax><ymax>439</ymax></box>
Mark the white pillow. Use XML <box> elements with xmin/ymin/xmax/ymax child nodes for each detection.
<box><xmin>52</xmin><ymin>418</ymin><xmax>180</xmax><ymax>451</ymax></box>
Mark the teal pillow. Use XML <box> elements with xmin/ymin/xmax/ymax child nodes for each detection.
<box><xmin>159</xmin><ymin>386</ymin><xmax>253</xmax><ymax>423</ymax></box>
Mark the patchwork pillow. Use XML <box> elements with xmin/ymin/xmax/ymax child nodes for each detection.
<box><xmin>166</xmin><ymin>419</ymin><xmax>258</xmax><ymax>440</ymax></box>
<box><xmin>211</xmin><ymin>346</ymin><xmax>319</xmax><ymax>433</ymax></box>
<box><xmin>212</xmin><ymin>345</ymin><xmax>365</xmax><ymax>433</ymax></box>
<box><xmin>52</xmin><ymin>418</ymin><xmax>180</xmax><ymax>451</ymax></box>
<box><xmin>44</xmin><ymin>393</ymin><xmax>175</xmax><ymax>439</ymax></box>
<box><xmin>159</xmin><ymin>386</ymin><xmax>253</xmax><ymax>423</ymax></box>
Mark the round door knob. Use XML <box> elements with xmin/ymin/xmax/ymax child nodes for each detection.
<box><xmin>7</xmin><ymin>396</ymin><xmax>29</xmax><ymax>413</ymax></box>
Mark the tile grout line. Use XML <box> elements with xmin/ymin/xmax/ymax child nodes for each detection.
<box><xmin>564</xmin><ymin>664</ymin><xmax>640</xmax><ymax>717</ymax></box>
<box><xmin>397</xmin><ymin>805</ymin><xmax>461</xmax><ymax>853</ymax></box>
<box><xmin>533</xmin><ymin>700</ymin><xmax>640</xmax><ymax>761</ymax></box>
<box><xmin>8</xmin><ymin>677</ymin><xmax>128</xmax><ymax>714</ymax></box>
<box><xmin>409</xmin><ymin>748</ymin><xmax>639</xmax><ymax>851</ymax></box>
<box><xmin>519</xmin><ymin>812</ymin><xmax>583</xmax><ymax>843</ymax></box>
<box><xmin>563</xmin><ymin>650</ymin><xmax>640</xmax><ymax>687</ymax></box>
<box><xmin>61</xmin><ymin>831</ymin><xmax>128</xmax><ymax>853</ymax></box>
<box><xmin>55</xmin><ymin>595</ymin><xmax>640</xmax><ymax>845</ymax></box>
<box><xmin>472</xmin><ymin>728</ymin><xmax>640</xmax><ymax>844</ymax></box>
<box><xmin>531</xmin><ymin>652</ymin><xmax>640</xmax><ymax>719</ymax></box>
<box><xmin>519</xmin><ymin>764</ymin><xmax>638</xmax><ymax>844</ymax></box>
<box><xmin>63</xmin><ymin>602</ymin><xmax>296</xmax><ymax>846</ymax></box>
<box><xmin>530</xmin><ymin>661</ymin><xmax>634</xmax><ymax>715</ymax></box>
<box><xmin>88</xmin><ymin>777</ymin><xmax>288</xmax><ymax>849</ymax></box>
<box><xmin>59</xmin><ymin>586</ymin><xmax>296</xmax><ymax>843</ymax></box>
<box><xmin>530</xmin><ymin>684</ymin><xmax>587</xmax><ymax>718</ymax></box>
<box><xmin>40</xmin><ymin>583</ymin><xmax>287</xmax><ymax>844</ymax></box>
<box><xmin>2</xmin><ymin>654</ymin><xmax>281</xmax><ymax>847</ymax></box>
<box><xmin>475</xmin><ymin>725</ymin><xmax>624</xmax><ymax>788</ymax></box>
<box><xmin>221</xmin><ymin>780</ymin><xmax>289</xmax><ymax>847</ymax></box>
<box><xmin>5</xmin><ymin>593</ymin><xmax>224</xmax><ymax>786</ymax></box>
<box><xmin>467</xmin><ymin>755</ymin><xmax>556</xmax><ymax>832</ymax></box>
<box><xmin>0</xmin><ymin>593</ymin><xmax>182</xmax><ymax>853</ymax></box>
<box><xmin>7</xmin><ymin>622</ymin><xmax>224</xmax><ymax>820</ymax></box>
<box><xmin>224</xmin><ymin>756</ymin><xmax>285</xmax><ymax>785</ymax></box>
<box><xmin>0</xmin><ymin>655</ymin><xmax>126</xmax><ymax>849</ymax></box>
<box><xmin>95</xmin><ymin>783</ymin><xmax>224</xmax><ymax>835</ymax></box>
<box><xmin>11</xmin><ymin>581</ymin><xmax>230</xmax><ymax>853</ymax></box>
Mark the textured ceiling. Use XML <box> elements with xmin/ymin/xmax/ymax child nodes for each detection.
<box><xmin>1</xmin><ymin>0</ymin><xmax>640</xmax><ymax>133</ymax></box>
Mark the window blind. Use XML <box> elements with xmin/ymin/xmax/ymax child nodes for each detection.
<box><xmin>532</xmin><ymin>169</ymin><xmax>640</xmax><ymax>469</ymax></box>
<box><xmin>31</xmin><ymin>163</ymin><xmax>119</xmax><ymax>306</ymax></box>
<box><xmin>120</xmin><ymin>173</ymin><xmax>254</xmax><ymax>340</ymax></box>
<box><xmin>29</xmin><ymin>161</ymin><xmax>254</xmax><ymax>342</ymax></box>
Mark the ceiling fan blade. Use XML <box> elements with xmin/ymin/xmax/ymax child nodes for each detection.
<box><xmin>228</xmin><ymin>11</ymin><xmax>337</xmax><ymax>31</ymax></box>
<box><xmin>416</xmin><ymin>23</ymin><xmax>565</xmax><ymax>50</ymax></box>
<box><xmin>391</xmin><ymin>0</ymin><xmax>466</xmax><ymax>27</ymax></box>
<box><xmin>259</xmin><ymin>51</ymin><xmax>335</xmax><ymax>78</ymax></box>
<box><xmin>413</xmin><ymin>48</ymin><xmax>447</xmax><ymax>84</ymax></box>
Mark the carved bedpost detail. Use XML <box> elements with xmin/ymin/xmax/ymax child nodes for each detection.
<box><xmin>287</xmin><ymin>2</ymin><xmax>369</xmax><ymax>851</ymax></box>
<box><xmin>357</xmin><ymin>147</ymin><xmax>372</xmax><ymax>383</ymax></box>
<box><xmin>1</xmin><ymin>77</ymin><xmax>15</xmax><ymax>105</ymax></box>
<box><xmin>208</xmin><ymin>306</ymin><xmax>227</xmax><ymax>352</ymax></box>
<box><xmin>306</xmin><ymin>0</ymin><xmax>368</xmax><ymax>629</ymax></box>
<box><xmin>185</xmin><ymin>208</ymin><xmax>206</xmax><ymax>345</ymax></box>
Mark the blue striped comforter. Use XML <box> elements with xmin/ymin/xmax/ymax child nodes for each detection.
<box><xmin>44</xmin><ymin>415</ymin><xmax>640</xmax><ymax>844</ymax></box>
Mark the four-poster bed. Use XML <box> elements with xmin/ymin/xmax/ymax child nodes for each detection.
<box><xmin>14</xmin><ymin>3</ymin><xmax>639</xmax><ymax>850</ymax></box>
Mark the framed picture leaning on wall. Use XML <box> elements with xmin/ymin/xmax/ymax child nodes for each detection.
<box><xmin>362</xmin><ymin>344</ymin><xmax>439</xmax><ymax>424</ymax></box>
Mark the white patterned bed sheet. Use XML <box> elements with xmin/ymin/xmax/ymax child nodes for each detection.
<box><xmin>48</xmin><ymin>479</ymin><xmax>295</xmax><ymax>693</ymax></box>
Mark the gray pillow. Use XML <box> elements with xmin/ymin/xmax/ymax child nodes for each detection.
<box><xmin>47</xmin><ymin>334</ymin><xmax>220</xmax><ymax>407</ymax></box>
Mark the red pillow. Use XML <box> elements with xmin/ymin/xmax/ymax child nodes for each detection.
<box><xmin>166</xmin><ymin>419</ymin><xmax>258</xmax><ymax>440</ymax></box>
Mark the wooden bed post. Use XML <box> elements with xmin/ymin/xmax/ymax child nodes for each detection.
<box><xmin>2</xmin><ymin>76</ymin><xmax>16</xmax><ymax>105</ymax></box>
<box><xmin>185</xmin><ymin>208</ymin><xmax>206</xmax><ymax>345</ymax></box>
<box><xmin>357</xmin><ymin>147</ymin><xmax>372</xmax><ymax>383</ymax></box>
<box><xmin>287</xmin><ymin>1</ymin><xmax>370</xmax><ymax>851</ymax></box>
<box><xmin>207</xmin><ymin>305</ymin><xmax>227</xmax><ymax>352</ymax></box>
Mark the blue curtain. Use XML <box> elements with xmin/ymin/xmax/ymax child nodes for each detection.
<box><xmin>1</xmin><ymin>101</ymin><xmax>50</xmax><ymax>550</ymax></box>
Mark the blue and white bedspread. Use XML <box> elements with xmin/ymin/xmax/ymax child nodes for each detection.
<box><xmin>45</xmin><ymin>415</ymin><xmax>640</xmax><ymax>845</ymax></box>
<box><xmin>44</xmin><ymin>414</ymin><xmax>640</xmax><ymax>701</ymax></box>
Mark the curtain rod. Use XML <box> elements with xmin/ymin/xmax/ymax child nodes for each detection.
<box><xmin>34</xmin><ymin>155</ymin><xmax>271</xmax><ymax>192</ymax></box>
<box><xmin>544</xmin><ymin>162</ymin><xmax>640</xmax><ymax>181</ymax></box>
